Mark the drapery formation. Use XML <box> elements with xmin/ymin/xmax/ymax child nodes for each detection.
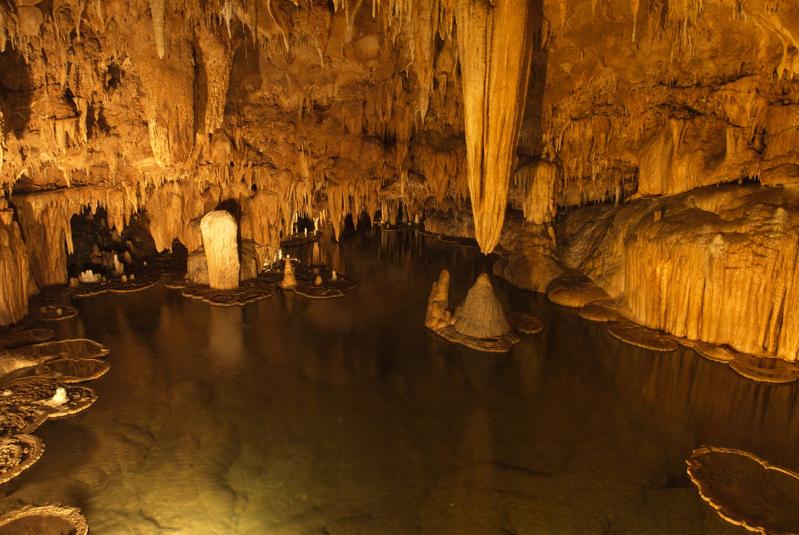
<box><xmin>456</xmin><ymin>0</ymin><xmax>535</xmax><ymax>254</ymax></box>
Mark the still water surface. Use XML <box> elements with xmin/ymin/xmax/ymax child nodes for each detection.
<box><xmin>3</xmin><ymin>231</ymin><xmax>797</xmax><ymax>534</ymax></box>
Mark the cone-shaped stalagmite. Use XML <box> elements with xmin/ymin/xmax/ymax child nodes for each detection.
<box><xmin>200</xmin><ymin>211</ymin><xmax>240</xmax><ymax>290</ymax></box>
<box><xmin>280</xmin><ymin>258</ymin><xmax>298</xmax><ymax>289</ymax></box>
<box><xmin>453</xmin><ymin>273</ymin><xmax>511</xmax><ymax>338</ymax></box>
<box><xmin>456</xmin><ymin>0</ymin><xmax>536</xmax><ymax>254</ymax></box>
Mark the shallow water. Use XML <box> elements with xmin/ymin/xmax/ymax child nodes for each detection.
<box><xmin>3</xmin><ymin>231</ymin><xmax>798</xmax><ymax>534</ymax></box>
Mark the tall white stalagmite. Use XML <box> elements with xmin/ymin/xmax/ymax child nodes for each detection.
<box><xmin>200</xmin><ymin>210</ymin><xmax>240</xmax><ymax>290</ymax></box>
<box><xmin>456</xmin><ymin>0</ymin><xmax>536</xmax><ymax>254</ymax></box>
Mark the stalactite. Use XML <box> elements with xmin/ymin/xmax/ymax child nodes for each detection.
<box><xmin>515</xmin><ymin>160</ymin><xmax>557</xmax><ymax>225</ymax></box>
<box><xmin>197</xmin><ymin>30</ymin><xmax>233</xmax><ymax>134</ymax></box>
<box><xmin>14</xmin><ymin>186</ymin><xmax>137</xmax><ymax>287</ymax></box>
<box><xmin>150</xmin><ymin>0</ymin><xmax>167</xmax><ymax>59</ymax></box>
<box><xmin>0</xmin><ymin>207</ymin><xmax>29</xmax><ymax>325</ymax></box>
<box><xmin>455</xmin><ymin>0</ymin><xmax>535</xmax><ymax>254</ymax></box>
<box><xmin>411</xmin><ymin>1</ymin><xmax>436</xmax><ymax>123</ymax></box>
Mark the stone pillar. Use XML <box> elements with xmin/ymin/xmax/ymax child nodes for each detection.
<box><xmin>0</xmin><ymin>211</ymin><xmax>30</xmax><ymax>325</ymax></box>
<box><xmin>200</xmin><ymin>210</ymin><xmax>239</xmax><ymax>290</ymax></box>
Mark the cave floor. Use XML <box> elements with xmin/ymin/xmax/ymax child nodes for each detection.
<box><xmin>2</xmin><ymin>231</ymin><xmax>794</xmax><ymax>534</ymax></box>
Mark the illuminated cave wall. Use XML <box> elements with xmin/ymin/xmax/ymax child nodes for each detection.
<box><xmin>2</xmin><ymin>0</ymin><xmax>799</xmax><ymax>325</ymax></box>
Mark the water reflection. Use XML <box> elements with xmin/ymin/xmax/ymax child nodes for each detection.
<box><xmin>0</xmin><ymin>230</ymin><xmax>772</xmax><ymax>533</ymax></box>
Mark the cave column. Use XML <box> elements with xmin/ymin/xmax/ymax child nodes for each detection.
<box><xmin>456</xmin><ymin>0</ymin><xmax>536</xmax><ymax>254</ymax></box>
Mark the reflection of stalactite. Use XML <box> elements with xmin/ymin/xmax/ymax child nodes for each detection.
<box><xmin>456</xmin><ymin>0</ymin><xmax>535</xmax><ymax>254</ymax></box>
<box><xmin>595</xmin><ymin>330</ymin><xmax>799</xmax><ymax>469</ymax></box>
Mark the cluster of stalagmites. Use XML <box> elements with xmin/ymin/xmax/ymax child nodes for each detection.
<box><xmin>425</xmin><ymin>270</ymin><xmax>540</xmax><ymax>352</ymax></box>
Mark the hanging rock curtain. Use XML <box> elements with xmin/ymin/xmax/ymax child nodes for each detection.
<box><xmin>456</xmin><ymin>0</ymin><xmax>535</xmax><ymax>254</ymax></box>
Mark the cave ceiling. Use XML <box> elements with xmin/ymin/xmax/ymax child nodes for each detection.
<box><xmin>0</xmin><ymin>0</ymin><xmax>798</xmax><ymax>250</ymax></box>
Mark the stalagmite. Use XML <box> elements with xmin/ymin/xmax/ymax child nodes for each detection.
<box><xmin>280</xmin><ymin>258</ymin><xmax>297</xmax><ymax>289</ymax></box>
<box><xmin>200</xmin><ymin>210</ymin><xmax>240</xmax><ymax>290</ymax></box>
<box><xmin>456</xmin><ymin>0</ymin><xmax>535</xmax><ymax>254</ymax></box>
<box><xmin>424</xmin><ymin>269</ymin><xmax>453</xmax><ymax>331</ymax></box>
<box><xmin>452</xmin><ymin>274</ymin><xmax>510</xmax><ymax>339</ymax></box>
<box><xmin>434</xmin><ymin>272</ymin><xmax>520</xmax><ymax>352</ymax></box>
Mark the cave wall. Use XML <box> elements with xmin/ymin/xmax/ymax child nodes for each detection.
<box><xmin>1</xmin><ymin>0</ymin><xmax>799</xmax><ymax>324</ymax></box>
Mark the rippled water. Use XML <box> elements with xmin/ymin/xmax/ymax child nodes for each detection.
<box><xmin>3</xmin><ymin>230</ymin><xmax>797</xmax><ymax>534</ymax></box>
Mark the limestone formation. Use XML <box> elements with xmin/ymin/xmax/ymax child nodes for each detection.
<box><xmin>181</xmin><ymin>279</ymin><xmax>274</xmax><ymax>307</ymax></box>
<box><xmin>496</xmin><ymin>184</ymin><xmax>799</xmax><ymax>363</ymax></box>
<box><xmin>452</xmin><ymin>274</ymin><xmax>511</xmax><ymax>339</ymax></box>
<box><xmin>239</xmin><ymin>240</ymin><xmax>259</xmax><ymax>282</ymax></box>
<box><xmin>11</xmin><ymin>339</ymin><xmax>110</xmax><ymax>360</ymax></box>
<box><xmin>279</xmin><ymin>259</ymin><xmax>298</xmax><ymax>290</ymax></box>
<box><xmin>687</xmin><ymin>446</ymin><xmax>799</xmax><ymax>534</ymax></box>
<box><xmin>200</xmin><ymin>211</ymin><xmax>240</xmax><ymax>290</ymax></box>
<box><xmin>0</xmin><ymin>505</ymin><xmax>89</xmax><ymax>535</ymax></box>
<box><xmin>607</xmin><ymin>322</ymin><xmax>678</xmax><ymax>353</ymax></box>
<box><xmin>456</xmin><ymin>0</ymin><xmax>535</xmax><ymax>254</ymax></box>
<box><xmin>0</xmin><ymin>405</ymin><xmax>48</xmax><ymax>437</ymax></box>
<box><xmin>693</xmin><ymin>342</ymin><xmax>743</xmax><ymax>364</ymax></box>
<box><xmin>0</xmin><ymin>328</ymin><xmax>54</xmax><ymax>350</ymax></box>
<box><xmin>35</xmin><ymin>358</ymin><xmax>111</xmax><ymax>383</ymax></box>
<box><xmin>546</xmin><ymin>274</ymin><xmax>611</xmax><ymax>309</ymax></box>
<box><xmin>506</xmin><ymin>312</ymin><xmax>544</xmax><ymax>335</ymax></box>
<box><xmin>729</xmin><ymin>355</ymin><xmax>799</xmax><ymax>384</ymax></box>
<box><xmin>579</xmin><ymin>300</ymin><xmax>622</xmax><ymax>324</ymax></box>
<box><xmin>424</xmin><ymin>269</ymin><xmax>453</xmax><ymax>331</ymax></box>
<box><xmin>0</xmin><ymin>218</ymin><xmax>29</xmax><ymax>326</ymax></box>
<box><xmin>0</xmin><ymin>434</ymin><xmax>44</xmax><ymax>485</ymax></box>
<box><xmin>0</xmin><ymin>0</ymin><xmax>797</xmax><ymax>374</ymax></box>
<box><xmin>187</xmin><ymin>248</ymin><xmax>210</xmax><ymax>285</ymax></box>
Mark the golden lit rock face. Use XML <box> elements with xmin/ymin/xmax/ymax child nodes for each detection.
<box><xmin>542</xmin><ymin>185</ymin><xmax>799</xmax><ymax>361</ymax></box>
<box><xmin>456</xmin><ymin>0</ymin><xmax>535</xmax><ymax>254</ymax></box>
<box><xmin>3</xmin><ymin>0</ymin><xmax>799</xmax><ymax>359</ymax></box>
